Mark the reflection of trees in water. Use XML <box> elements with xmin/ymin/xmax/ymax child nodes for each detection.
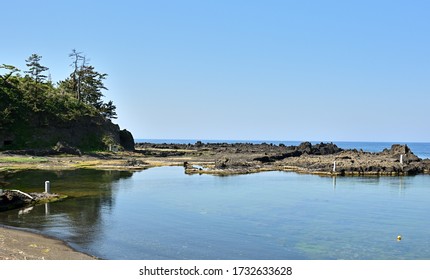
<box><xmin>0</xmin><ymin>169</ymin><xmax>135</xmax><ymax>249</ymax></box>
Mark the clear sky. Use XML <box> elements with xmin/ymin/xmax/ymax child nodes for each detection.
<box><xmin>2</xmin><ymin>0</ymin><xmax>429</xmax><ymax>142</ymax></box>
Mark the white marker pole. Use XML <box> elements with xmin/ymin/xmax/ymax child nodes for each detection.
<box><xmin>400</xmin><ymin>154</ymin><xmax>403</xmax><ymax>165</ymax></box>
<box><xmin>45</xmin><ymin>181</ymin><xmax>51</xmax><ymax>194</ymax></box>
<box><xmin>333</xmin><ymin>161</ymin><xmax>336</xmax><ymax>172</ymax></box>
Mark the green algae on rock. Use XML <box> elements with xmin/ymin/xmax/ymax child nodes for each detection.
<box><xmin>0</xmin><ymin>190</ymin><xmax>66</xmax><ymax>212</ymax></box>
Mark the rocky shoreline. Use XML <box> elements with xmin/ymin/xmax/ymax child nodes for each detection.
<box><xmin>136</xmin><ymin>141</ymin><xmax>430</xmax><ymax>176</ymax></box>
<box><xmin>0</xmin><ymin>141</ymin><xmax>429</xmax><ymax>177</ymax></box>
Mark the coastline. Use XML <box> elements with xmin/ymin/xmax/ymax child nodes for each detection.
<box><xmin>0</xmin><ymin>225</ymin><xmax>96</xmax><ymax>260</ymax></box>
<box><xmin>1</xmin><ymin>141</ymin><xmax>430</xmax><ymax>260</ymax></box>
<box><xmin>0</xmin><ymin>141</ymin><xmax>429</xmax><ymax>176</ymax></box>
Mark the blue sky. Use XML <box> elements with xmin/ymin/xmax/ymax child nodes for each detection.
<box><xmin>2</xmin><ymin>0</ymin><xmax>429</xmax><ymax>142</ymax></box>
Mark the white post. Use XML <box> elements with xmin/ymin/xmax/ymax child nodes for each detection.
<box><xmin>400</xmin><ymin>154</ymin><xmax>403</xmax><ymax>165</ymax></box>
<box><xmin>45</xmin><ymin>181</ymin><xmax>51</xmax><ymax>194</ymax></box>
<box><xmin>333</xmin><ymin>161</ymin><xmax>336</xmax><ymax>172</ymax></box>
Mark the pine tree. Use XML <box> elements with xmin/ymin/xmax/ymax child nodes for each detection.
<box><xmin>25</xmin><ymin>54</ymin><xmax>49</xmax><ymax>84</ymax></box>
<box><xmin>0</xmin><ymin>64</ymin><xmax>20</xmax><ymax>84</ymax></box>
<box><xmin>59</xmin><ymin>50</ymin><xmax>116</xmax><ymax>119</ymax></box>
<box><xmin>100</xmin><ymin>100</ymin><xmax>117</xmax><ymax>119</ymax></box>
<box><xmin>79</xmin><ymin>64</ymin><xmax>107</xmax><ymax>109</ymax></box>
<box><xmin>69</xmin><ymin>49</ymin><xmax>84</xmax><ymax>100</ymax></box>
<box><xmin>24</xmin><ymin>54</ymin><xmax>49</xmax><ymax>95</ymax></box>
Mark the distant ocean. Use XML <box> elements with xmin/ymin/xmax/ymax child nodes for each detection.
<box><xmin>136</xmin><ymin>139</ymin><xmax>430</xmax><ymax>159</ymax></box>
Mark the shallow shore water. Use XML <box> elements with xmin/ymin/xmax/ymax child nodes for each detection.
<box><xmin>0</xmin><ymin>226</ymin><xmax>95</xmax><ymax>260</ymax></box>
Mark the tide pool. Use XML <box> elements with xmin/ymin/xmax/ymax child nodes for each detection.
<box><xmin>1</xmin><ymin>167</ymin><xmax>430</xmax><ymax>259</ymax></box>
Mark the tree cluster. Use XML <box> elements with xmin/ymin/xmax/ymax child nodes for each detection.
<box><xmin>0</xmin><ymin>50</ymin><xmax>117</xmax><ymax>131</ymax></box>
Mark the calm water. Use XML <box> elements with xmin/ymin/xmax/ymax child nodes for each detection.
<box><xmin>1</xmin><ymin>167</ymin><xmax>430</xmax><ymax>260</ymax></box>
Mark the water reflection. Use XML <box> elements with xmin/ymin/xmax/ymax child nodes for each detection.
<box><xmin>45</xmin><ymin>203</ymin><xmax>50</xmax><ymax>215</ymax></box>
<box><xmin>0</xmin><ymin>169</ymin><xmax>134</xmax><ymax>253</ymax></box>
<box><xmin>18</xmin><ymin>206</ymin><xmax>34</xmax><ymax>216</ymax></box>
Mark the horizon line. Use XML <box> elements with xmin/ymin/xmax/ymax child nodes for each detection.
<box><xmin>134</xmin><ymin>138</ymin><xmax>430</xmax><ymax>144</ymax></box>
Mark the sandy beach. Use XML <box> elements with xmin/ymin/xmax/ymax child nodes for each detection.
<box><xmin>0</xmin><ymin>226</ymin><xmax>96</xmax><ymax>260</ymax></box>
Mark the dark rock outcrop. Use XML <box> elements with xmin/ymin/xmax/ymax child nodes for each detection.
<box><xmin>0</xmin><ymin>190</ymin><xmax>26</xmax><ymax>211</ymax></box>
<box><xmin>312</xmin><ymin>142</ymin><xmax>343</xmax><ymax>155</ymax></box>
<box><xmin>119</xmin><ymin>129</ymin><xmax>135</xmax><ymax>151</ymax></box>
<box><xmin>254</xmin><ymin>142</ymin><xmax>342</xmax><ymax>163</ymax></box>
<box><xmin>215</xmin><ymin>157</ymin><xmax>253</xmax><ymax>169</ymax></box>
<box><xmin>1</xmin><ymin>113</ymin><xmax>135</xmax><ymax>151</ymax></box>
<box><xmin>0</xmin><ymin>190</ymin><xmax>64</xmax><ymax>212</ymax></box>
<box><xmin>381</xmin><ymin>144</ymin><xmax>420</xmax><ymax>163</ymax></box>
<box><xmin>297</xmin><ymin>142</ymin><xmax>312</xmax><ymax>154</ymax></box>
<box><xmin>135</xmin><ymin>141</ymin><xmax>430</xmax><ymax>176</ymax></box>
<box><xmin>284</xmin><ymin>144</ymin><xmax>426</xmax><ymax>176</ymax></box>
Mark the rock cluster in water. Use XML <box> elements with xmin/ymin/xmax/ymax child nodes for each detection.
<box><xmin>135</xmin><ymin>141</ymin><xmax>430</xmax><ymax>176</ymax></box>
<box><xmin>0</xmin><ymin>190</ymin><xmax>64</xmax><ymax>212</ymax></box>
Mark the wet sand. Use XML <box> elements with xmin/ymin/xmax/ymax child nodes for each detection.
<box><xmin>0</xmin><ymin>226</ymin><xmax>96</xmax><ymax>260</ymax></box>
